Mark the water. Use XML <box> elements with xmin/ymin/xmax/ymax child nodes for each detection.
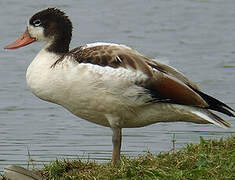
<box><xmin>1</xmin><ymin>0</ymin><xmax>235</xmax><ymax>171</ymax></box>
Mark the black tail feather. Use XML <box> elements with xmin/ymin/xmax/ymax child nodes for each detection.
<box><xmin>193</xmin><ymin>88</ymin><xmax>235</xmax><ymax>117</ymax></box>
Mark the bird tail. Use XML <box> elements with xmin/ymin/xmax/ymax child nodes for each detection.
<box><xmin>192</xmin><ymin>109</ymin><xmax>231</xmax><ymax>128</ymax></box>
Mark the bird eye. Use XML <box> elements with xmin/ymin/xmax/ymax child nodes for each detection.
<box><xmin>33</xmin><ymin>19</ymin><xmax>41</xmax><ymax>27</ymax></box>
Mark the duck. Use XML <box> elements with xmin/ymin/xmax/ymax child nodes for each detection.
<box><xmin>4</xmin><ymin>8</ymin><xmax>234</xmax><ymax>164</ymax></box>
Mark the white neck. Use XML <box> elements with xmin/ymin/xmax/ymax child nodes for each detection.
<box><xmin>26</xmin><ymin>48</ymin><xmax>61</xmax><ymax>102</ymax></box>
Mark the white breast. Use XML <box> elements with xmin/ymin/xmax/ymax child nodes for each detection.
<box><xmin>26</xmin><ymin>49</ymin><xmax>60</xmax><ymax>102</ymax></box>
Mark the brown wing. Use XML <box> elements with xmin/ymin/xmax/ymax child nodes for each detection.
<box><xmin>69</xmin><ymin>45</ymin><xmax>200</xmax><ymax>91</ymax></box>
<box><xmin>63</xmin><ymin>44</ymin><xmax>208</xmax><ymax>108</ymax></box>
<box><xmin>68</xmin><ymin>45</ymin><xmax>154</xmax><ymax>77</ymax></box>
<box><xmin>144</xmin><ymin>58</ymin><xmax>200</xmax><ymax>91</ymax></box>
<box><xmin>147</xmin><ymin>71</ymin><xmax>207</xmax><ymax>107</ymax></box>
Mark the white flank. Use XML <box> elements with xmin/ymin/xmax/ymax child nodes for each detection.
<box><xmin>80</xmin><ymin>63</ymin><xmax>148</xmax><ymax>84</ymax></box>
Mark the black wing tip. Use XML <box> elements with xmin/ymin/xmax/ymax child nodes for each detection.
<box><xmin>209</xmin><ymin>106</ymin><xmax>235</xmax><ymax>117</ymax></box>
<box><xmin>193</xmin><ymin>88</ymin><xmax>235</xmax><ymax>117</ymax></box>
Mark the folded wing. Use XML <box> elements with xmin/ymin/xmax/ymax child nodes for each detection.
<box><xmin>61</xmin><ymin>43</ymin><xmax>234</xmax><ymax>118</ymax></box>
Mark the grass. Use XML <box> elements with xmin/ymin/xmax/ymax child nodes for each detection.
<box><xmin>37</xmin><ymin>136</ymin><xmax>235</xmax><ymax>180</ymax></box>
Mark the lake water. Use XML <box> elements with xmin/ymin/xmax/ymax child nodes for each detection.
<box><xmin>0</xmin><ymin>0</ymin><xmax>235</xmax><ymax>172</ymax></box>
